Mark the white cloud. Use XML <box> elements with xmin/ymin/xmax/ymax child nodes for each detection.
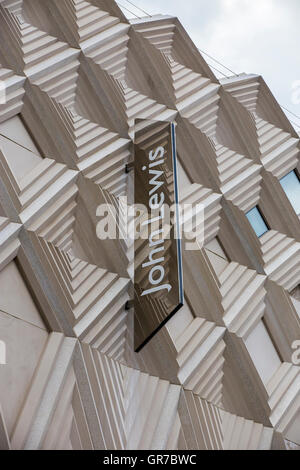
<box><xmin>121</xmin><ymin>0</ymin><xmax>300</xmax><ymax>128</ymax></box>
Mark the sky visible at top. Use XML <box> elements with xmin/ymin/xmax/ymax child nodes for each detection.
<box><xmin>117</xmin><ymin>0</ymin><xmax>300</xmax><ymax>132</ymax></box>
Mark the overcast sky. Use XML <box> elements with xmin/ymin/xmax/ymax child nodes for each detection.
<box><xmin>118</xmin><ymin>0</ymin><xmax>300</xmax><ymax>132</ymax></box>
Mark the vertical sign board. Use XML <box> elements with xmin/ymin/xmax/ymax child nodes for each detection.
<box><xmin>134</xmin><ymin>119</ymin><xmax>184</xmax><ymax>352</ymax></box>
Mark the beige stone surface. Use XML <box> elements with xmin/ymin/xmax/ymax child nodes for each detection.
<box><xmin>0</xmin><ymin>261</ymin><xmax>46</xmax><ymax>329</ymax></box>
<box><xmin>0</xmin><ymin>310</ymin><xmax>48</xmax><ymax>437</ymax></box>
<box><xmin>0</xmin><ymin>0</ymin><xmax>298</xmax><ymax>451</ymax></box>
<box><xmin>245</xmin><ymin>321</ymin><xmax>281</xmax><ymax>385</ymax></box>
<box><xmin>0</xmin><ymin>115</ymin><xmax>41</xmax><ymax>154</ymax></box>
<box><xmin>0</xmin><ymin>135</ymin><xmax>42</xmax><ymax>183</ymax></box>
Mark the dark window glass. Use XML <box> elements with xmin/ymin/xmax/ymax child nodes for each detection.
<box><xmin>246</xmin><ymin>207</ymin><xmax>269</xmax><ymax>237</ymax></box>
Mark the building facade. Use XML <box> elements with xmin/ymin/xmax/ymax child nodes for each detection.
<box><xmin>0</xmin><ymin>0</ymin><xmax>299</xmax><ymax>450</ymax></box>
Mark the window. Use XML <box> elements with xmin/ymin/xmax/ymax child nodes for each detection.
<box><xmin>280</xmin><ymin>170</ymin><xmax>300</xmax><ymax>215</ymax></box>
<box><xmin>246</xmin><ymin>206</ymin><xmax>269</xmax><ymax>237</ymax></box>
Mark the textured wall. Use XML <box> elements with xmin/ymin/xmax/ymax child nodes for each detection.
<box><xmin>0</xmin><ymin>0</ymin><xmax>299</xmax><ymax>450</ymax></box>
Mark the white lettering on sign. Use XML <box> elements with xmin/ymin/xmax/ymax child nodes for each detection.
<box><xmin>141</xmin><ymin>146</ymin><xmax>172</xmax><ymax>297</ymax></box>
